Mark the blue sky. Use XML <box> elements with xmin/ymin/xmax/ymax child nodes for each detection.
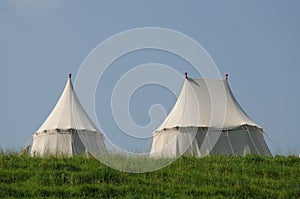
<box><xmin>0</xmin><ymin>0</ymin><xmax>299</xmax><ymax>155</ymax></box>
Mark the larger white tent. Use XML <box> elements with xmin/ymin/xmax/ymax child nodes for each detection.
<box><xmin>150</xmin><ymin>76</ymin><xmax>271</xmax><ymax>157</ymax></box>
<box><xmin>31</xmin><ymin>74</ymin><xmax>106</xmax><ymax>156</ymax></box>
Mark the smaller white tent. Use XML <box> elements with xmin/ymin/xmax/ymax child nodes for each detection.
<box><xmin>31</xmin><ymin>74</ymin><xmax>106</xmax><ymax>156</ymax></box>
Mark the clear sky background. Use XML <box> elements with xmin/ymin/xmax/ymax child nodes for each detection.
<box><xmin>0</xmin><ymin>0</ymin><xmax>299</xmax><ymax>155</ymax></box>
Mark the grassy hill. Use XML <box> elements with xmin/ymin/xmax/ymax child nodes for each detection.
<box><xmin>0</xmin><ymin>154</ymin><xmax>299</xmax><ymax>198</ymax></box>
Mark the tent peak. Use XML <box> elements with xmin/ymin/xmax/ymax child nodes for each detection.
<box><xmin>68</xmin><ymin>73</ymin><xmax>72</xmax><ymax>79</ymax></box>
<box><xmin>225</xmin><ymin>73</ymin><xmax>229</xmax><ymax>80</ymax></box>
<box><xmin>184</xmin><ymin>72</ymin><xmax>188</xmax><ymax>79</ymax></box>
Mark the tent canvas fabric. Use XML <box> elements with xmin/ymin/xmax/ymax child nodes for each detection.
<box><xmin>150</xmin><ymin>78</ymin><xmax>272</xmax><ymax>157</ymax></box>
<box><xmin>31</xmin><ymin>74</ymin><xmax>106</xmax><ymax>156</ymax></box>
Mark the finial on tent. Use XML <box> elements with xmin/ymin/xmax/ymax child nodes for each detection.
<box><xmin>68</xmin><ymin>73</ymin><xmax>72</xmax><ymax>79</ymax></box>
<box><xmin>225</xmin><ymin>73</ymin><xmax>228</xmax><ymax>80</ymax></box>
<box><xmin>184</xmin><ymin>72</ymin><xmax>188</xmax><ymax>79</ymax></box>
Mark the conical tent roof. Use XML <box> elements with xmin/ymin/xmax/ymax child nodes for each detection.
<box><xmin>158</xmin><ymin>78</ymin><xmax>259</xmax><ymax>130</ymax></box>
<box><xmin>31</xmin><ymin>74</ymin><xmax>106</xmax><ymax>156</ymax></box>
<box><xmin>37</xmin><ymin>74</ymin><xmax>98</xmax><ymax>132</ymax></box>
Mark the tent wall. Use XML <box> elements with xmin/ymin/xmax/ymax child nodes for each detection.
<box><xmin>77</xmin><ymin>130</ymin><xmax>107</xmax><ymax>156</ymax></box>
<box><xmin>150</xmin><ymin>125</ymin><xmax>272</xmax><ymax>157</ymax></box>
<box><xmin>31</xmin><ymin>129</ymin><xmax>105</xmax><ymax>157</ymax></box>
<box><xmin>151</xmin><ymin>127</ymin><xmax>197</xmax><ymax>157</ymax></box>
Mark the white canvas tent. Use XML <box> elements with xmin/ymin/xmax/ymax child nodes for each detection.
<box><xmin>150</xmin><ymin>76</ymin><xmax>272</xmax><ymax>157</ymax></box>
<box><xmin>31</xmin><ymin>74</ymin><xmax>106</xmax><ymax>156</ymax></box>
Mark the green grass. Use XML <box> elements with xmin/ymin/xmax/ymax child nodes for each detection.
<box><xmin>0</xmin><ymin>154</ymin><xmax>299</xmax><ymax>198</ymax></box>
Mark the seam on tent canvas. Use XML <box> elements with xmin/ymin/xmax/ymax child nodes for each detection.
<box><xmin>205</xmin><ymin>128</ymin><xmax>213</xmax><ymax>156</ymax></box>
<box><xmin>151</xmin><ymin>132</ymin><xmax>162</xmax><ymax>154</ymax></box>
<box><xmin>182</xmin><ymin>128</ymin><xmax>193</xmax><ymax>156</ymax></box>
<box><xmin>245</xmin><ymin>125</ymin><xmax>261</xmax><ymax>155</ymax></box>
<box><xmin>225</xmin><ymin>128</ymin><xmax>234</xmax><ymax>154</ymax></box>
